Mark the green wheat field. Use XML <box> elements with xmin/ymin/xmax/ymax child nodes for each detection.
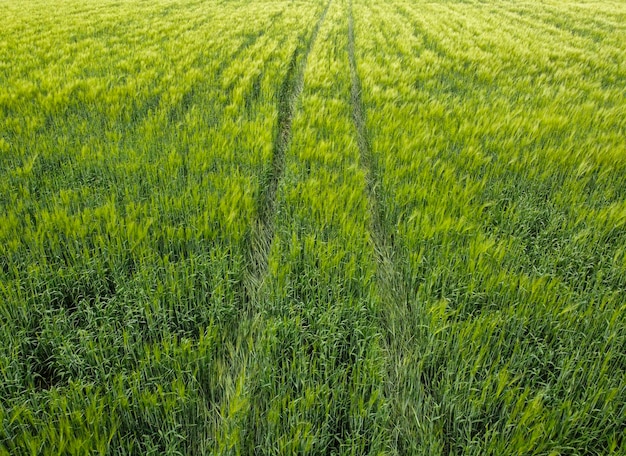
<box><xmin>1</xmin><ymin>0</ymin><xmax>625</xmax><ymax>453</ymax></box>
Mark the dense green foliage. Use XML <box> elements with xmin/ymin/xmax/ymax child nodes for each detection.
<box><xmin>1</xmin><ymin>0</ymin><xmax>625</xmax><ymax>453</ymax></box>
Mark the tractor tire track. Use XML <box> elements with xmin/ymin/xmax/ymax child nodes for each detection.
<box><xmin>241</xmin><ymin>0</ymin><xmax>332</xmax><ymax>310</ymax></box>
<box><xmin>348</xmin><ymin>0</ymin><xmax>403</xmax><ymax>306</ymax></box>
<box><xmin>213</xmin><ymin>3</ymin><xmax>332</xmax><ymax>447</ymax></box>
<box><xmin>348</xmin><ymin>1</ymin><xmax>441</xmax><ymax>451</ymax></box>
